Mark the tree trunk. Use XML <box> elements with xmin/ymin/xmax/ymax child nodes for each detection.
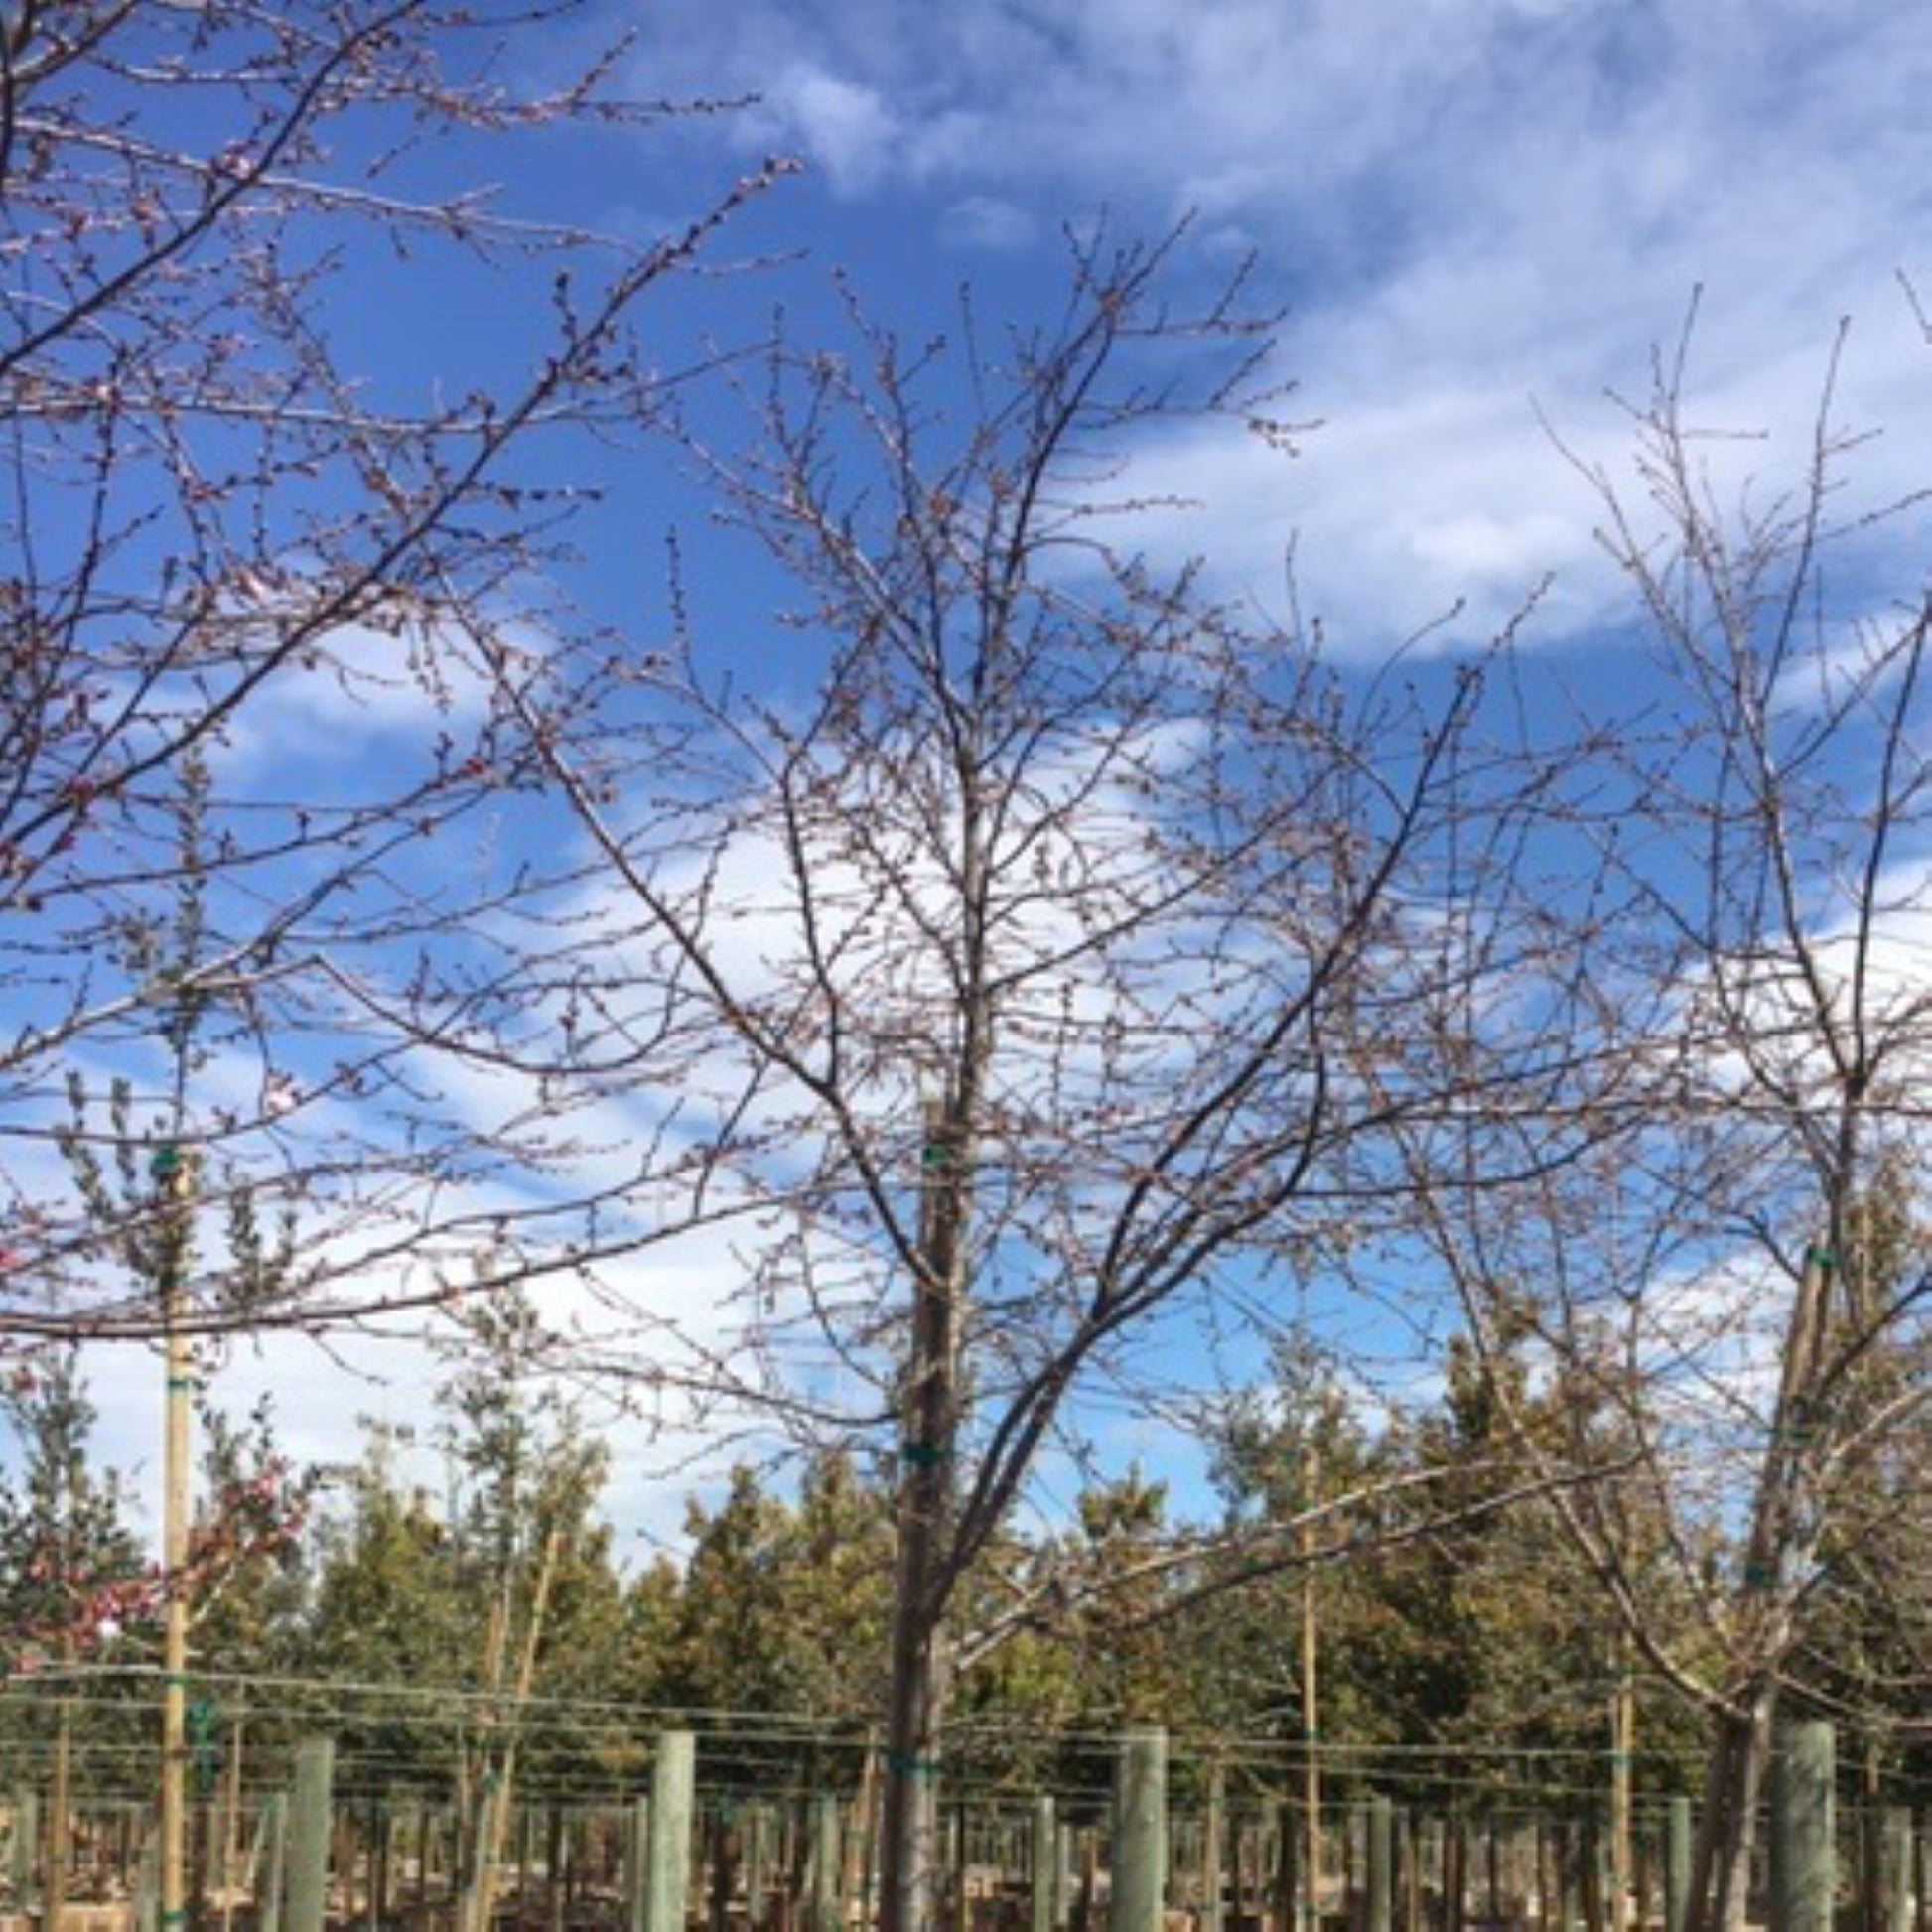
<box><xmin>1685</xmin><ymin>1688</ymin><xmax>1776</xmax><ymax>1932</ymax></box>
<box><xmin>879</xmin><ymin>1102</ymin><xmax>973</xmax><ymax>1932</ymax></box>
<box><xmin>879</xmin><ymin>1628</ymin><xmax>947</xmax><ymax>1932</ymax></box>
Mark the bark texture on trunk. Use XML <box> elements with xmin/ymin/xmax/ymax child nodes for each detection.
<box><xmin>879</xmin><ymin>1100</ymin><xmax>974</xmax><ymax>1932</ymax></box>
<box><xmin>1685</xmin><ymin>1692</ymin><xmax>1775</xmax><ymax>1932</ymax></box>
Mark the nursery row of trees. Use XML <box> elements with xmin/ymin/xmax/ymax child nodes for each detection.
<box><xmin>0</xmin><ymin>1315</ymin><xmax>1639</xmax><ymax>1794</ymax></box>
<box><xmin>11</xmin><ymin>6</ymin><xmax>1932</xmax><ymax>1927</ymax></box>
<box><xmin>8</xmin><ymin>1286</ymin><xmax>1927</xmax><ymax>1818</ymax></box>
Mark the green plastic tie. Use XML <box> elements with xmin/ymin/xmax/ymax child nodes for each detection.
<box><xmin>900</xmin><ymin>1441</ymin><xmax>941</xmax><ymax>1469</ymax></box>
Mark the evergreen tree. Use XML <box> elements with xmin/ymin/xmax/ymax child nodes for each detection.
<box><xmin>0</xmin><ymin>1343</ymin><xmax>144</xmax><ymax>1925</ymax></box>
<box><xmin>434</xmin><ymin>1287</ymin><xmax>630</xmax><ymax>1796</ymax></box>
<box><xmin>0</xmin><ymin>1348</ymin><xmax>141</xmax><ymax>1679</ymax></box>
<box><xmin>306</xmin><ymin>1426</ymin><xmax>474</xmax><ymax>1791</ymax></box>
<box><xmin>653</xmin><ymin>1453</ymin><xmax>894</xmax><ymax>1725</ymax></box>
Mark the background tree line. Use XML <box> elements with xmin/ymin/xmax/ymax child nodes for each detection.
<box><xmin>0</xmin><ymin>1295</ymin><xmax>1784</xmax><ymax>1814</ymax></box>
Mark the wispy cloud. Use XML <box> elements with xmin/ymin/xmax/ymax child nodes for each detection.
<box><xmin>638</xmin><ymin>0</ymin><xmax>1932</xmax><ymax>646</ymax></box>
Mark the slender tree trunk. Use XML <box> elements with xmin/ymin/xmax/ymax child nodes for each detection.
<box><xmin>160</xmin><ymin>1150</ymin><xmax>197</xmax><ymax>1932</ymax></box>
<box><xmin>844</xmin><ymin>1733</ymin><xmax>881</xmax><ymax>1923</ymax></box>
<box><xmin>46</xmin><ymin>1683</ymin><xmax>72</xmax><ymax>1932</ymax></box>
<box><xmin>1686</xmin><ymin>1243</ymin><xmax>1838</xmax><ymax>1930</ymax></box>
<box><xmin>1610</xmin><ymin>1638</ymin><xmax>1634</xmax><ymax>1932</ymax></box>
<box><xmin>880</xmin><ymin>1102</ymin><xmax>974</xmax><ymax>1932</ymax></box>
<box><xmin>219</xmin><ymin>1719</ymin><xmax>246</xmax><ymax>1932</ymax></box>
<box><xmin>1302</xmin><ymin>1444</ymin><xmax>1321</xmax><ymax>1932</ymax></box>
<box><xmin>468</xmin><ymin>1530</ymin><xmax>564</xmax><ymax>1932</ymax></box>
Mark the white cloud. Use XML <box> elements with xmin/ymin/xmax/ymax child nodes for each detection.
<box><xmin>636</xmin><ymin>0</ymin><xmax>1932</xmax><ymax>646</ymax></box>
<box><xmin>768</xmin><ymin>65</ymin><xmax>902</xmax><ymax>195</ymax></box>
<box><xmin>942</xmin><ymin>196</ymin><xmax>1036</xmax><ymax>253</ymax></box>
<box><xmin>213</xmin><ymin>609</ymin><xmax>552</xmax><ymax>784</ymax></box>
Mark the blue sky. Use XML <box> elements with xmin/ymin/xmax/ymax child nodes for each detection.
<box><xmin>291</xmin><ymin>0</ymin><xmax>1932</xmax><ymax>653</ymax></box>
<box><xmin>617</xmin><ymin>0</ymin><xmax>1932</xmax><ymax>642</ymax></box>
<box><xmin>24</xmin><ymin>0</ymin><xmax>1932</xmax><ymax>1563</ymax></box>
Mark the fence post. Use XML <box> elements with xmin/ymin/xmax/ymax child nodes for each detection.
<box><xmin>285</xmin><ymin>1738</ymin><xmax>336</xmax><ymax>1932</ymax></box>
<box><xmin>136</xmin><ymin>1826</ymin><xmax>159</xmax><ymax>1932</ymax></box>
<box><xmin>1663</xmin><ymin>1797</ymin><xmax>1691</xmax><ymax>1932</ymax></box>
<box><xmin>1771</xmin><ymin>1719</ymin><xmax>1834</xmax><ymax>1932</ymax></box>
<box><xmin>1882</xmin><ymin>1807</ymin><xmax>1912</xmax><ymax>1932</ymax></box>
<box><xmin>1366</xmin><ymin>1799</ymin><xmax>1394</xmax><ymax>1932</ymax></box>
<box><xmin>745</xmin><ymin>1802</ymin><xmax>768</xmax><ymax>1932</ymax></box>
<box><xmin>807</xmin><ymin>1794</ymin><xmax>840</xmax><ymax>1932</ymax></box>
<box><xmin>624</xmin><ymin>1798</ymin><xmax>651</xmax><ymax>1932</ymax></box>
<box><xmin>1032</xmin><ymin>1796</ymin><xmax>1059</xmax><ymax>1932</ymax></box>
<box><xmin>1273</xmin><ymin>1802</ymin><xmax>1300</xmax><ymax>1932</ymax></box>
<box><xmin>1111</xmin><ymin>1727</ymin><xmax>1167</xmax><ymax>1932</ymax></box>
<box><xmin>1203</xmin><ymin>1762</ymin><xmax>1226</xmax><ymax>1932</ymax></box>
<box><xmin>1445</xmin><ymin>1815</ymin><xmax>1468</xmax><ymax>1932</ymax></box>
<box><xmin>463</xmin><ymin>1779</ymin><xmax>503</xmax><ymax>1932</ymax></box>
<box><xmin>259</xmin><ymin>1794</ymin><xmax>288</xmax><ymax>1932</ymax></box>
<box><xmin>13</xmin><ymin>1786</ymin><xmax>40</xmax><ymax>1918</ymax></box>
<box><xmin>1552</xmin><ymin>1819</ymin><xmax>1581</xmax><ymax>1932</ymax></box>
<box><xmin>645</xmin><ymin>1731</ymin><xmax>696</xmax><ymax>1932</ymax></box>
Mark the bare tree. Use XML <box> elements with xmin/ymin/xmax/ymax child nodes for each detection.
<box><xmin>2</xmin><ymin>0</ymin><xmax>788</xmax><ymax>1346</ymax></box>
<box><xmin>478</xmin><ymin>232</ymin><xmax>1563</xmax><ymax>1929</ymax></box>
<box><xmin>4</xmin><ymin>25</ymin><xmax>790</xmax><ymax>1920</ymax></box>
<box><xmin>1390</xmin><ymin>318</ymin><xmax>1932</xmax><ymax>1930</ymax></box>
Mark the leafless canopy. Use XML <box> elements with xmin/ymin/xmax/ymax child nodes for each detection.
<box><xmin>2</xmin><ymin>0</ymin><xmax>785</xmax><ymax>1344</ymax></box>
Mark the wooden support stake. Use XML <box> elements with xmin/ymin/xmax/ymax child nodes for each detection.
<box><xmin>158</xmin><ymin>1152</ymin><xmax>197</xmax><ymax>1932</ymax></box>
<box><xmin>1302</xmin><ymin>1460</ymin><xmax>1321</xmax><ymax>1932</ymax></box>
